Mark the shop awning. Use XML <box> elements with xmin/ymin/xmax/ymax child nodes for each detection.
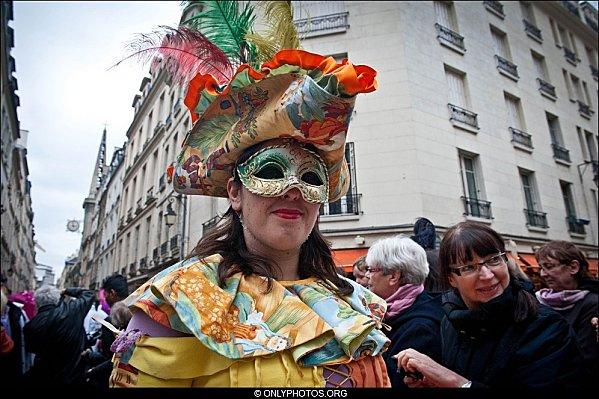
<box><xmin>332</xmin><ymin>248</ymin><xmax>369</xmax><ymax>273</ymax></box>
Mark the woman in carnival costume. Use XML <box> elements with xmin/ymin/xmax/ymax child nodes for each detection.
<box><xmin>109</xmin><ymin>1</ymin><xmax>390</xmax><ymax>387</ymax></box>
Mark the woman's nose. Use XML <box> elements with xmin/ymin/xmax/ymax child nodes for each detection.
<box><xmin>283</xmin><ymin>187</ymin><xmax>302</xmax><ymax>201</ymax></box>
<box><xmin>478</xmin><ymin>265</ymin><xmax>494</xmax><ymax>279</ymax></box>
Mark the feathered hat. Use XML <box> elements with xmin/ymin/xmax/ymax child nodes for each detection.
<box><xmin>119</xmin><ymin>1</ymin><xmax>377</xmax><ymax>202</ymax></box>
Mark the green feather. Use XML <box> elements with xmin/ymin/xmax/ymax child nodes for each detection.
<box><xmin>245</xmin><ymin>1</ymin><xmax>301</xmax><ymax>65</ymax></box>
<box><xmin>181</xmin><ymin>1</ymin><xmax>257</xmax><ymax>67</ymax></box>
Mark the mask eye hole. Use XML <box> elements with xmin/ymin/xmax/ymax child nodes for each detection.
<box><xmin>301</xmin><ymin>171</ymin><xmax>324</xmax><ymax>186</ymax></box>
<box><xmin>255</xmin><ymin>164</ymin><xmax>284</xmax><ymax>180</ymax></box>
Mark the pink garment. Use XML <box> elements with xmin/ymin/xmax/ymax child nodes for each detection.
<box><xmin>8</xmin><ymin>291</ymin><xmax>36</xmax><ymax>320</ymax></box>
<box><xmin>535</xmin><ymin>288</ymin><xmax>589</xmax><ymax>310</ymax></box>
<box><xmin>384</xmin><ymin>284</ymin><xmax>424</xmax><ymax>320</ymax></box>
<box><xmin>98</xmin><ymin>289</ymin><xmax>111</xmax><ymax>314</ymax></box>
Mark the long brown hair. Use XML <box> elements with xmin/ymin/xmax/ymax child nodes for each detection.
<box><xmin>188</xmin><ymin>140</ymin><xmax>353</xmax><ymax>296</ymax></box>
<box><xmin>439</xmin><ymin>221</ymin><xmax>537</xmax><ymax>321</ymax></box>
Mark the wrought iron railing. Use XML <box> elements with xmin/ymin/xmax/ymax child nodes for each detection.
<box><xmin>561</xmin><ymin>1</ymin><xmax>580</xmax><ymax>18</ymax></box>
<box><xmin>159</xmin><ymin>173</ymin><xmax>166</xmax><ymax>191</ymax></box>
<box><xmin>524</xmin><ymin>209</ymin><xmax>548</xmax><ymax>228</ymax></box>
<box><xmin>509</xmin><ymin>127</ymin><xmax>533</xmax><ymax>149</ymax></box>
<box><xmin>152</xmin><ymin>247</ymin><xmax>159</xmax><ymax>260</ymax></box>
<box><xmin>165</xmin><ymin>115</ymin><xmax>172</xmax><ymax>128</ymax></box>
<box><xmin>564</xmin><ymin>47</ymin><xmax>578</xmax><ymax>64</ymax></box>
<box><xmin>495</xmin><ymin>55</ymin><xmax>518</xmax><ymax>78</ymax></box>
<box><xmin>126</xmin><ymin>209</ymin><xmax>133</xmax><ymax>222</ymax></box>
<box><xmin>566</xmin><ymin>216</ymin><xmax>586</xmax><ymax>234</ymax></box>
<box><xmin>523</xmin><ymin>19</ymin><xmax>542</xmax><ymax>41</ymax></box>
<box><xmin>462</xmin><ymin>197</ymin><xmax>493</xmax><ymax>219</ymax></box>
<box><xmin>160</xmin><ymin>241</ymin><xmax>168</xmax><ymax>256</ymax></box>
<box><xmin>170</xmin><ymin>235</ymin><xmax>180</xmax><ymax>255</ymax></box>
<box><xmin>202</xmin><ymin>215</ymin><xmax>222</xmax><ymax>235</ymax></box>
<box><xmin>173</xmin><ymin>99</ymin><xmax>181</xmax><ymax>115</ymax></box>
<box><xmin>552</xmin><ymin>143</ymin><xmax>571</xmax><ymax>162</ymax></box>
<box><xmin>129</xmin><ymin>262</ymin><xmax>136</xmax><ymax>277</ymax></box>
<box><xmin>294</xmin><ymin>12</ymin><xmax>349</xmax><ymax>36</ymax></box>
<box><xmin>320</xmin><ymin>194</ymin><xmax>361</xmax><ymax>216</ymax></box>
<box><xmin>577</xmin><ymin>101</ymin><xmax>592</xmax><ymax>118</ymax></box>
<box><xmin>448</xmin><ymin>104</ymin><xmax>479</xmax><ymax>129</ymax></box>
<box><xmin>434</xmin><ymin>23</ymin><xmax>465</xmax><ymax>50</ymax></box>
<box><xmin>484</xmin><ymin>0</ymin><xmax>505</xmax><ymax>17</ymax></box>
<box><xmin>139</xmin><ymin>257</ymin><xmax>147</xmax><ymax>271</ymax></box>
<box><xmin>591</xmin><ymin>65</ymin><xmax>598</xmax><ymax>81</ymax></box>
<box><xmin>135</xmin><ymin>198</ymin><xmax>143</xmax><ymax>214</ymax></box>
<box><xmin>537</xmin><ymin>78</ymin><xmax>556</xmax><ymax>98</ymax></box>
<box><xmin>146</xmin><ymin>187</ymin><xmax>155</xmax><ymax>204</ymax></box>
<box><xmin>154</xmin><ymin>122</ymin><xmax>165</xmax><ymax>136</ymax></box>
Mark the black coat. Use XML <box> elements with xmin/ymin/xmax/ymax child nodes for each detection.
<box><xmin>23</xmin><ymin>288</ymin><xmax>95</xmax><ymax>385</ymax></box>
<box><xmin>383</xmin><ymin>291</ymin><xmax>444</xmax><ymax>388</ymax></box>
<box><xmin>441</xmin><ymin>281</ymin><xmax>586</xmax><ymax>388</ymax></box>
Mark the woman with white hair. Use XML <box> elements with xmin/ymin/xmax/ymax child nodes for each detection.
<box><xmin>365</xmin><ymin>235</ymin><xmax>444</xmax><ymax>388</ymax></box>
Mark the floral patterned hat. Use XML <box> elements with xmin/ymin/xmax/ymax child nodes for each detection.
<box><xmin>171</xmin><ymin>49</ymin><xmax>377</xmax><ymax>202</ymax></box>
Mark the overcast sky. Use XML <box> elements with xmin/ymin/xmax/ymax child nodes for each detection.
<box><xmin>12</xmin><ymin>2</ymin><xmax>183</xmax><ymax>281</ymax></box>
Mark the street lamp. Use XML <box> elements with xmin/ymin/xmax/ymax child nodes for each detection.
<box><xmin>164</xmin><ymin>197</ymin><xmax>177</xmax><ymax>227</ymax></box>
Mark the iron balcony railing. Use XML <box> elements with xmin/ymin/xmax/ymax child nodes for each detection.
<box><xmin>139</xmin><ymin>257</ymin><xmax>147</xmax><ymax>271</ymax></box>
<box><xmin>577</xmin><ymin>101</ymin><xmax>592</xmax><ymax>118</ymax></box>
<box><xmin>135</xmin><ymin>198</ymin><xmax>143</xmax><ymax>214</ymax></box>
<box><xmin>591</xmin><ymin>65</ymin><xmax>598</xmax><ymax>81</ymax></box>
<box><xmin>129</xmin><ymin>262</ymin><xmax>136</xmax><ymax>277</ymax></box>
<box><xmin>294</xmin><ymin>11</ymin><xmax>349</xmax><ymax>36</ymax></box>
<box><xmin>160</xmin><ymin>241</ymin><xmax>168</xmax><ymax>256</ymax></box>
<box><xmin>523</xmin><ymin>19</ymin><xmax>542</xmax><ymax>41</ymax></box>
<box><xmin>153</xmin><ymin>122</ymin><xmax>165</xmax><ymax>136</ymax></box>
<box><xmin>537</xmin><ymin>78</ymin><xmax>556</xmax><ymax>98</ymax></box>
<box><xmin>173</xmin><ymin>99</ymin><xmax>181</xmax><ymax>115</ymax></box>
<box><xmin>561</xmin><ymin>1</ymin><xmax>580</xmax><ymax>18</ymax></box>
<box><xmin>145</xmin><ymin>187</ymin><xmax>155</xmax><ymax>204</ymax></box>
<box><xmin>434</xmin><ymin>23</ymin><xmax>465</xmax><ymax>51</ymax></box>
<box><xmin>462</xmin><ymin>197</ymin><xmax>493</xmax><ymax>219</ymax></box>
<box><xmin>509</xmin><ymin>127</ymin><xmax>533</xmax><ymax>149</ymax></box>
<box><xmin>524</xmin><ymin>209</ymin><xmax>548</xmax><ymax>228</ymax></box>
<box><xmin>159</xmin><ymin>173</ymin><xmax>166</xmax><ymax>191</ymax></box>
<box><xmin>448</xmin><ymin>104</ymin><xmax>479</xmax><ymax>129</ymax></box>
<box><xmin>170</xmin><ymin>235</ymin><xmax>180</xmax><ymax>255</ymax></box>
<box><xmin>566</xmin><ymin>216</ymin><xmax>586</xmax><ymax>234</ymax></box>
<box><xmin>165</xmin><ymin>114</ymin><xmax>172</xmax><ymax>128</ymax></box>
<box><xmin>126</xmin><ymin>209</ymin><xmax>133</xmax><ymax>222</ymax></box>
<box><xmin>495</xmin><ymin>55</ymin><xmax>519</xmax><ymax>78</ymax></box>
<box><xmin>484</xmin><ymin>1</ymin><xmax>505</xmax><ymax>17</ymax></box>
<box><xmin>564</xmin><ymin>47</ymin><xmax>578</xmax><ymax>64</ymax></box>
<box><xmin>202</xmin><ymin>215</ymin><xmax>222</xmax><ymax>235</ymax></box>
<box><xmin>152</xmin><ymin>247</ymin><xmax>159</xmax><ymax>260</ymax></box>
<box><xmin>552</xmin><ymin>143</ymin><xmax>571</xmax><ymax>162</ymax></box>
<box><xmin>320</xmin><ymin>193</ymin><xmax>361</xmax><ymax>216</ymax></box>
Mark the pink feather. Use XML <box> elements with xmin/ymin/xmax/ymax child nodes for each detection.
<box><xmin>113</xmin><ymin>26</ymin><xmax>234</xmax><ymax>86</ymax></box>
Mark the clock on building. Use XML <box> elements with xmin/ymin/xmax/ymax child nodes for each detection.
<box><xmin>66</xmin><ymin>220</ymin><xmax>80</xmax><ymax>232</ymax></box>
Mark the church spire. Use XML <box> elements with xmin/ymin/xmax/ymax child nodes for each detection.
<box><xmin>87</xmin><ymin>127</ymin><xmax>107</xmax><ymax>198</ymax></box>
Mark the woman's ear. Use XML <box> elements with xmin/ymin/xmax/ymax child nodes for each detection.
<box><xmin>568</xmin><ymin>260</ymin><xmax>580</xmax><ymax>276</ymax></box>
<box><xmin>448</xmin><ymin>274</ymin><xmax>458</xmax><ymax>289</ymax></box>
<box><xmin>227</xmin><ymin>178</ymin><xmax>242</xmax><ymax>212</ymax></box>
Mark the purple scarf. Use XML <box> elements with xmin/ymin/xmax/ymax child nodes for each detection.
<box><xmin>384</xmin><ymin>284</ymin><xmax>424</xmax><ymax>320</ymax></box>
<box><xmin>535</xmin><ymin>288</ymin><xmax>589</xmax><ymax>310</ymax></box>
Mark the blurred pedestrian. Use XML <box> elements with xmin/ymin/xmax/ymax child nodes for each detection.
<box><xmin>395</xmin><ymin>221</ymin><xmax>585</xmax><ymax>388</ymax></box>
<box><xmin>352</xmin><ymin>255</ymin><xmax>369</xmax><ymax>287</ymax></box>
<box><xmin>535</xmin><ymin>240</ymin><xmax>598</xmax><ymax>380</ymax></box>
<box><xmin>0</xmin><ymin>281</ymin><xmax>33</xmax><ymax>381</ymax></box>
<box><xmin>365</xmin><ymin>235</ymin><xmax>443</xmax><ymax>388</ymax></box>
<box><xmin>410</xmin><ymin>218</ymin><xmax>446</xmax><ymax>293</ymax></box>
<box><xmin>24</xmin><ymin>285</ymin><xmax>95</xmax><ymax>386</ymax></box>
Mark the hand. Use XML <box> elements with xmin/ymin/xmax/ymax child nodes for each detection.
<box><xmin>394</xmin><ymin>348</ymin><xmax>469</xmax><ymax>388</ymax></box>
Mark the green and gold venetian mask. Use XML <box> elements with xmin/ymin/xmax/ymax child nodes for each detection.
<box><xmin>236</xmin><ymin>141</ymin><xmax>329</xmax><ymax>204</ymax></box>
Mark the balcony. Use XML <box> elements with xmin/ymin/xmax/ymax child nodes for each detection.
<box><xmin>564</xmin><ymin>48</ymin><xmax>579</xmax><ymax>65</ymax></box>
<box><xmin>160</xmin><ymin>241</ymin><xmax>169</xmax><ymax>257</ymax></box>
<box><xmin>170</xmin><ymin>234</ymin><xmax>180</xmax><ymax>256</ymax></box>
<box><xmin>320</xmin><ymin>193</ymin><xmax>361</xmax><ymax>216</ymax></box>
<box><xmin>448</xmin><ymin>104</ymin><xmax>479</xmax><ymax>132</ymax></box>
<box><xmin>173</xmin><ymin>99</ymin><xmax>181</xmax><ymax>116</ymax></box>
<box><xmin>524</xmin><ymin>209</ymin><xmax>548</xmax><ymax>228</ymax></box>
<box><xmin>126</xmin><ymin>208</ymin><xmax>133</xmax><ymax>222</ymax></box>
<box><xmin>135</xmin><ymin>198</ymin><xmax>143</xmax><ymax>215</ymax></box>
<box><xmin>202</xmin><ymin>215</ymin><xmax>222</xmax><ymax>235</ymax></box>
<box><xmin>145</xmin><ymin>187</ymin><xmax>156</xmax><ymax>204</ymax></box>
<box><xmin>128</xmin><ymin>262</ymin><xmax>136</xmax><ymax>277</ymax></box>
<box><xmin>561</xmin><ymin>1</ymin><xmax>580</xmax><ymax>19</ymax></box>
<box><xmin>159</xmin><ymin>173</ymin><xmax>166</xmax><ymax>192</ymax></box>
<box><xmin>139</xmin><ymin>257</ymin><xmax>147</xmax><ymax>271</ymax></box>
<box><xmin>537</xmin><ymin>78</ymin><xmax>557</xmax><ymax>100</ymax></box>
<box><xmin>153</xmin><ymin>122</ymin><xmax>165</xmax><ymax>137</ymax></box>
<box><xmin>551</xmin><ymin>143</ymin><xmax>571</xmax><ymax>163</ymax></box>
<box><xmin>509</xmin><ymin>127</ymin><xmax>533</xmax><ymax>151</ymax></box>
<box><xmin>577</xmin><ymin>100</ymin><xmax>593</xmax><ymax>119</ymax></box>
<box><xmin>462</xmin><ymin>197</ymin><xmax>493</xmax><ymax>219</ymax></box>
<box><xmin>566</xmin><ymin>216</ymin><xmax>586</xmax><ymax>235</ymax></box>
<box><xmin>165</xmin><ymin>114</ymin><xmax>172</xmax><ymax>128</ymax></box>
<box><xmin>523</xmin><ymin>19</ymin><xmax>542</xmax><ymax>43</ymax></box>
<box><xmin>495</xmin><ymin>55</ymin><xmax>518</xmax><ymax>81</ymax></box>
<box><xmin>484</xmin><ymin>1</ymin><xmax>505</xmax><ymax>19</ymax></box>
<box><xmin>434</xmin><ymin>23</ymin><xmax>466</xmax><ymax>54</ymax></box>
<box><xmin>152</xmin><ymin>246</ymin><xmax>159</xmax><ymax>260</ymax></box>
<box><xmin>591</xmin><ymin>65</ymin><xmax>598</xmax><ymax>81</ymax></box>
<box><xmin>294</xmin><ymin>11</ymin><xmax>349</xmax><ymax>38</ymax></box>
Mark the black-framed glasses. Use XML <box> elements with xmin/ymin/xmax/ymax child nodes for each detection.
<box><xmin>450</xmin><ymin>252</ymin><xmax>507</xmax><ymax>277</ymax></box>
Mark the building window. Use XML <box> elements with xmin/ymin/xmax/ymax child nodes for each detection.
<box><xmin>459</xmin><ymin>151</ymin><xmax>491</xmax><ymax>219</ymax></box>
<box><xmin>505</xmin><ymin>93</ymin><xmax>532</xmax><ymax>150</ymax></box>
<box><xmin>521</xmin><ymin>2</ymin><xmax>542</xmax><ymax>42</ymax></box>
<box><xmin>585</xmin><ymin>46</ymin><xmax>598</xmax><ymax>81</ymax></box>
<box><xmin>292</xmin><ymin>1</ymin><xmax>349</xmax><ymax>38</ymax></box>
<box><xmin>434</xmin><ymin>1</ymin><xmax>465</xmax><ymax>53</ymax></box>
<box><xmin>562</xmin><ymin>69</ymin><xmax>574</xmax><ymax>100</ymax></box>
<box><xmin>491</xmin><ymin>26</ymin><xmax>518</xmax><ymax>80</ymax></box>
<box><xmin>532</xmin><ymin>51</ymin><xmax>555</xmax><ymax>99</ymax></box>
<box><xmin>549</xmin><ymin>18</ymin><xmax>561</xmax><ymax>47</ymax></box>
<box><xmin>520</xmin><ymin>170</ymin><xmax>547</xmax><ymax>228</ymax></box>
<box><xmin>445</xmin><ymin>66</ymin><xmax>478</xmax><ymax>131</ymax></box>
<box><xmin>546</xmin><ymin>112</ymin><xmax>570</xmax><ymax>163</ymax></box>
<box><xmin>585</xmin><ymin>130</ymin><xmax>598</xmax><ymax>162</ymax></box>
<box><xmin>560</xmin><ymin>181</ymin><xmax>585</xmax><ymax>234</ymax></box>
<box><xmin>320</xmin><ymin>142</ymin><xmax>360</xmax><ymax>216</ymax></box>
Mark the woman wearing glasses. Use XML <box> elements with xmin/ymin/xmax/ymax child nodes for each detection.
<box><xmin>535</xmin><ymin>241</ymin><xmax>598</xmax><ymax>383</ymax></box>
<box><xmin>395</xmin><ymin>221</ymin><xmax>584</xmax><ymax>388</ymax></box>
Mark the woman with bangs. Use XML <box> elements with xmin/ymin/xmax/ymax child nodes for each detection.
<box><xmin>395</xmin><ymin>221</ymin><xmax>586</xmax><ymax>388</ymax></box>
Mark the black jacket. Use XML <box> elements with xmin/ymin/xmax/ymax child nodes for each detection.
<box><xmin>383</xmin><ymin>291</ymin><xmax>444</xmax><ymax>388</ymax></box>
<box><xmin>23</xmin><ymin>288</ymin><xmax>95</xmax><ymax>385</ymax></box>
<box><xmin>441</xmin><ymin>281</ymin><xmax>586</xmax><ymax>388</ymax></box>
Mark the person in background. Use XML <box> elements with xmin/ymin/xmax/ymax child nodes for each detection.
<box><xmin>1</xmin><ymin>289</ymin><xmax>14</xmax><ymax>356</ymax></box>
<box><xmin>410</xmin><ymin>218</ymin><xmax>446</xmax><ymax>293</ymax></box>
<box><xmin>395</xmin><ymin>221</ymin><xmax>585</xmax><ymax>388</ymax></box>
<box><xmin>24</xmin><ymin>285</ymin><xmax>95</xmax><ymax>386</ymax></box>
<box><xmin>365</xmin><ymin>235</ymin><xmax>443</xmax><ymax>388</ymax></box>
<box><xmin>535</xmin><ymin>240</ymin><xmax>598</xmax><ymax>380</ymax></box>
<box><xmin>352</xmin><ymin>255</ymin><xmax>369</xmax><ymax>287</ymax></box>
<box><xmin>0</xmin><ymin>281</ymin><xmax>33</xmax><ymax>381</ymax></box>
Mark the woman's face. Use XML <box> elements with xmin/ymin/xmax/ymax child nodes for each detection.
<box><xmin>538</xmin><ymin>256</ymin><xmax>579</xmax><ymax>291</ymax></box>
<box><xmin>448</xmin><ymin>253</ymin><xmax>510</xmax><ymax>309</ymax></box>
<box><xmin>228</xmin><ymin>182</ymin><xmax>321</xmax><ymax>254</ymax></box>
<box><xmin>366</xmin><ymin>266</ymin><xmax>400</xmax><ymax>300</ymax></box>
